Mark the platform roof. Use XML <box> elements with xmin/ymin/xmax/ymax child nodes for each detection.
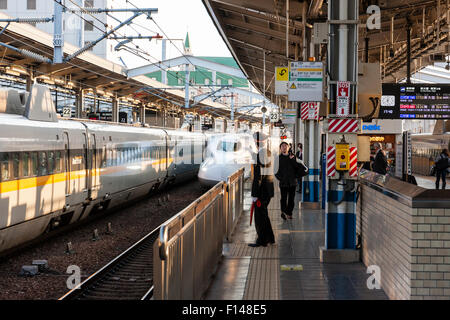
<box><xmin>203</xmin><ymin>0</ymin><xmax>450</xmax><ymax>101</ymax></box>
<box><xmin>0</xmin><ymin>12</ymin><xmax>260</xmax><ymax>123</ymax></box>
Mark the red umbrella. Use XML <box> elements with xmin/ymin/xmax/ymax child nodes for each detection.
<box><xmin>250</xmin><ymin>200</ymin><xmax>261</xmax><ymax>226</ymax></box>
<box><xmin>250</xmin><ymin>202</ymin><xmax>255</xmax><ymax>226</ymax></box>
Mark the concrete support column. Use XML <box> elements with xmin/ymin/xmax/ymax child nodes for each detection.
<box><xmin>75</xmin><ymin>88</ymin><xmax>84</xmax><ymax>119</ymax></box>
<box><xmin>140</xmin><ymin>105</ymin><xmax>146</xmax><ymax>125</ymax></box>
<box><xmin>112</xmin><ymin>95</ymin><xmax>119</xmax><ymax>123</ymax></box>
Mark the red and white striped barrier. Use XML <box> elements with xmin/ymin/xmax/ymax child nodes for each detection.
<box><xmin>300</xmin><ymin>102</ymin><xmax>319</xmax><ymax>120</ymax></box>
<box><xmin>349</xmin><ymin>147</ymin><xmax>358</xmax><ymax>177</ymax></box>
<box><xmin>327</xmin><ymin>146</ymin><xmax>336</xmax><ymax>177</ymax></box>
<box><xmin>328</xmin><ymin>119</ymin><xmax>360</xmax><ymax>133</ymax></box>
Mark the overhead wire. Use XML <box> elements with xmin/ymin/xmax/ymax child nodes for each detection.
<box><xmin>8</xmin><ymin>2</ymin><xmax>260</xmax><ymax>121</ymax></box>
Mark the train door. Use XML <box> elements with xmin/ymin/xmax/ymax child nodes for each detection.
<box><xmin>89</xmin><ymin>133</ymin><xmax>99</xmax><ymax>200</ymax></box>
<box><xmin>82</xmin><ymin>133</ymin><xmax>89</xmax><ymax>200</ymax></box>
<box><xmin>63</xmin><ymin>132</ymin><xmax>71</xmax><ymax>199</ymax></box>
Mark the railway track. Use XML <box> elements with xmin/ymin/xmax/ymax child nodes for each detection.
<box><xmin>59</xmin><ymin>226</ymin><xmax>160</xmax><ymax>300</ymax></box>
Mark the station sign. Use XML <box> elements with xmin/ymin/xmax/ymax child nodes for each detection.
<box><xmin>336</xmin><ymin>81</ymin><xmax>350</xmax><ymax>117</ymax></box>
<box><xmin>282</xmin><ymin>109</ymin><xmax>297</xmax><ymax>124</ymax></box>
<box><xmin>275</xmin><ymin>66</ymin><xmax>289</xmax><ymax>95</ymax></box>
<box><xmin>288</xmin><ymin>61</ymin><xmax>324</xmax><ymax>102</ymax></box>
<box><xmin>379</xmin><ymin>83</ymin><xmax>450</xmax><ymax>119</ymax></box>
<box><xmin>360</xmin><ymin>120</ymin><xmax>403</xmax><ymax>134</ymax></box>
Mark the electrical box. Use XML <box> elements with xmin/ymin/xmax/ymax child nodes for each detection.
<box><xmin>335</xmin><ymin>143</ymin><xmax>350</xmax><ymax>171</ymax></box>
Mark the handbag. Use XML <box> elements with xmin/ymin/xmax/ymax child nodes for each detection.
<box><xmin>295</xmin><ymin>159</ymin><xmax>309</xmax><ymax>178</ymax></box>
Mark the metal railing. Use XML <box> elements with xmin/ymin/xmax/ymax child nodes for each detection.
<box><xmin>153</xmin><ymin>168</ymin><xmax>245</xmax><ymax>300</ymax></box>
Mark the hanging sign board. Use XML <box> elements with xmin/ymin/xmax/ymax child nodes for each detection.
<box><xmin>282</xmin><ymin>109</ymin><xmax>297</xmax><ymax>124</ymax></box>
<box><xmin>288</xmin><ymin>61</ymin><xmax>324</xmax><ymax>102</ymax></box>
<box><xmin>336</xmin><ymin>81</ymin><xmax>350</xmax><ymax>117</ymax></box>
<box><xmin>275</xmin><ymin>66</ymin><xmax>289</xmax><ymax>95</ymax></box>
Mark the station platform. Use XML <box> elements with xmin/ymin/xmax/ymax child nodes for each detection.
<box><xmin>204</xmin><ymin>181</ymin><xmax>389</xmax><ymax>300</ymax></box>
<box><xmin>415</xmin><ymin>174</ymin><xmax>450</xmax><ymax>190</ymax></box>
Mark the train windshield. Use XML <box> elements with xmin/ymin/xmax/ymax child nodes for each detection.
<box><xmin>217</xmin><ymin>141</ymin><xmax>241</xmax><ymax>152</ymax></box>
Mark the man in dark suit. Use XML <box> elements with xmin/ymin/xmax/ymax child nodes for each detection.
<box><xmin>249</xmin><ymin>132</ymin><xmax>275</xmax><ymax>247</ymax></box>
<box><xmin>372</xmin><ymin>142</ymin><xmax>388</xmax><ymax>175</ymax></box>
<box><xmin>295</xmin><ymin>143</ymin><xmax>303</xmax><ymax>193</ymax></box>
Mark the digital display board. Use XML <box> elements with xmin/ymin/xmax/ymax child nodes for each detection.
<box><xmin>379</xmin><ymin>84</ymin><xmax>450</xmax><ymax>119</ymax></box>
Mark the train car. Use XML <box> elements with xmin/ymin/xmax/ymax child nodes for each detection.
<box><xmin>198</xmin><ymin>133</ymin><xmax>257</xmax><ymax>187</ymax></box>
<box><xmin>411</xmin><ymin>133</ymin><xmax>450</xmax><ymax>176</ymax></box>
<box><xmin>0</xmin><ymin>85</ymin><xmax>207</xmax><ymax>254</ymax></box>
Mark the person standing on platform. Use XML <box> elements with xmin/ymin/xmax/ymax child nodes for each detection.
<box><xmin>249</xmin><ymin>132</ymin><xmax>275</xmax><ymax>247</ymax></box>
<box><xmin>275</xmin><ymin>142</ymin><xmax>298</xmax><ymax>220</ymax></box>
<box><xmin>372</xmin><ymin>142</ymin><xmax>388</xmax><ymax>175</ymax></box>
<box><xmin>435</xmin><ymin>149</ymin><xmax>449</xmax><ymax>190</ymax></box>
<box><xmin>295</xmin><ymin>143</ymin><xmax>303</xmax><ymax>193</ymax></box>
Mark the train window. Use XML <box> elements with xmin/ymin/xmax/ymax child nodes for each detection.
<box><xmin>39</xmin><ymin>152</ymin><xmax>48</xmax><ymax>176</ymax></box>
<box><xmin>22</xmin><ymin>152</ymin><xmax>30</xmax><ymax>177</ymax></box>
<box><xmin>0</xmin><ymin>153</ymin><xmax>9</xmax><ymax>182</ymax></box>
<box><xmin>48</xmin><ymin>151</ymin><xmax>55</xmax><ymax>175</ymax></box>
<box><xmin>31</xmin><ymin>152</ymin><xmax>38</xmax><ymax>176</ymax></box>
<box><xmin>55</xmin><ymin>151</ymin><xmax>61</xmax><ymax>173</ymax></box>
<box><xmin>12</xmin><ymin>153</ymin><xmax>19</xmax><ymax>179</ymax></box>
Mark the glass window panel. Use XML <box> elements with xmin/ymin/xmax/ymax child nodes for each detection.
<box><xmin>39</xmin><ymin>152</ymin><xmax>48</xmax><ymax>176</ymax></box>
<box><xmin>22</xmin><ymin>153</ymin><xmax>30</xmax><ymax>177</ymax></box>
<box><xmin>0</xmin><ymin>153</ymin><xmax>9</xmax><ymax>181</ymax></box>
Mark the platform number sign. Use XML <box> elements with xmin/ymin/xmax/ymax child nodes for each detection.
<box><xmin>62</xmin><ymin>106</ymin><xmax>71</xmax><ymax>118</ymax></box>
<box><xmin>337</xmin><ymin>81</ymin><xmax>350</xmax><ymax>117</ymax></box>
<box><xmin>270</xmin><ymin>112</ymin><xmax>280</xmax><ymax>123</ymax></box>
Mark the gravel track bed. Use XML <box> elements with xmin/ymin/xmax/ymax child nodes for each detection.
<box><xmin>0</xmin><ymin>179</ymin><xmax>207</xmax><ymax>300</ymax></box>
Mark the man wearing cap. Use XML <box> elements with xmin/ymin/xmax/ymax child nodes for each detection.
<box><xmin>249</xmin><ymin>132</ymin><xmax>275</xmax><ymax>247</ymax></box>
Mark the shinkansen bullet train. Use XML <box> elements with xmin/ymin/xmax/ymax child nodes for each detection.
<box><xmin>0</xmin><ymin>85</ymin><xmax>207</xmax><ymax>254</ymax></box>
<box><xmin>198</xmin><ymin>133</ymin><xmax>257</xmax><ymax>186</ymax></box>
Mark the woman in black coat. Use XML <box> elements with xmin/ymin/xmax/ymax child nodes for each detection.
<box><xmin>249</xmin><ymin>132</ymin><xmax>275</xmax><ymax>247</ymax></box>
<box><xmin>275</xmin><ymin>142</ymin><xmax>299</xmax><ymax>220</ymax></box>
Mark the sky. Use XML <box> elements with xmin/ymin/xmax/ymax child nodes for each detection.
<box><xmin>112</xmin><ymin>0</ymin><xmax>232</xmax><ymax>68</ymax></box>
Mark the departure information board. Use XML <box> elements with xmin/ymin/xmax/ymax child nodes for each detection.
<box><xmin>379</xmin><ymin>84</ymin><xmax>450</xmax><ymax>119</ymax></box>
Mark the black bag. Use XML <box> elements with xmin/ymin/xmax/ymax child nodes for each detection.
<box><xmin>436</xmin><ymin>156</ymin><xmax>449</xmax><ymax>171</ymax></box>
<box><xmin>295</xmin><ymin>160</ymin><xmax>309</xmax><ymax>178</ymax></box>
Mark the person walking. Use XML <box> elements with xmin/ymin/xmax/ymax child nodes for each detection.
<box><xmin>435</xmin><ymin>149</ymin><xmax>449</xmax><ymax>190</ymax></box>
<box><xmin>295</xmin><ymin>143</ymin><xmax>303</xmax><ymax>193</ymax></box>
<box><xmin>249</xmin><ymin>132</ymin><xmax>275</xmax><ymax>247</ymax></box>
<box><xmin>275</xmin><ymin>142</ymin><xmax>298</xmax><ymax>220</ymax></box>
<box><xmin>372</xmin><ymin>142</ymin><xmax>388</xmax><ymax>175</ymax></box>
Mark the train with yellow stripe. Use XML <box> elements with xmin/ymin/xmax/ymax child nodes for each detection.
<box><xmin>0</xmin><ymin>85</ymin><xmax>207</xmax><ymax>254</ymax></box>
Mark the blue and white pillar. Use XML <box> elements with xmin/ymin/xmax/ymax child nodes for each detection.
<box><xmin>303</xmin><ymin>120</ymin><xmax>320</xmax><ymax>203</ymax></box>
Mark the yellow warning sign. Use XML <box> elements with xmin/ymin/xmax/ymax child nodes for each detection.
<box><xmin>290</xmin><ymin>83</ymin><xmax>297</xmax><ymax>90</ymax></box>
<box><xmin>276</xmin><ymin>67</ymin><xmax>289</xmax><ymax>82</ymax></box>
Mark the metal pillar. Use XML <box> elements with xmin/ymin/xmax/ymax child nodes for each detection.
<box><xmin>162</xmin><ymin>39</ymin><xmax>167</xmax><ymax>85</ymax></box>
<box><xmin>53</xmin><ymin>0</ymin><xmax>63</xmax><ymax>64</ymax></box>
<box><xmin>185</xmin><ymin>64</ymin><xmax>190</xmax><ymax>109</ymax></box>
<box><xmin>406</xmin><ymin>20</ymin><xmax>412</xmax><ymax>84</ymax></box>
<box><xmin>322</xmin><ymin>0</ymin><xmax>359</xmax><ymax>261</ymax></box>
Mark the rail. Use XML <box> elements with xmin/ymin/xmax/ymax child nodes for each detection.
<box><xmin>154</xmin><ymin>168</ymin><xmax>245</xmax><ymax>300</ymax></box>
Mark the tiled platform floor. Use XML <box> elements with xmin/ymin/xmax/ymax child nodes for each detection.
<box><xmin>205</xmin><ymin>182</ymin><xmax>389</xmax><ymax>300</ymax></box>
<box><xmin>415</xmin><ymin>174</ymin><xmax>449</xmax><ymax>190</ymax></box>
